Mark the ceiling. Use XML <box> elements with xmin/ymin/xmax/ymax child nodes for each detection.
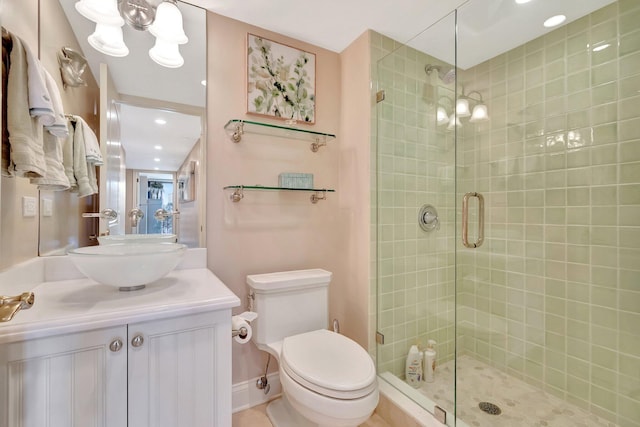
<box><xmin>118</xmin><ymin>104</ymin><xmax>202</xmax><ymax>172</ymax></box>
<box><xmin>189</xmin><ymin>0</ymin><xmax>616</xmax><ymax>69</ymax></box>
<box><xmin>60</xmin><ymin>0</ymin><xmax>615</xmax><ymax>170</ymax></box>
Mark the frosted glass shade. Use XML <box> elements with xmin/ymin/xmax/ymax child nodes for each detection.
<box><xmin>88</xmin><ymin>23</ymin><xmax>129</xmax><ymax>57</ymax></box>
<box><xmin>75</xmin><ymin>0</ymin><xmax>124</xmax><ymax>26</ymax></box>
<box><xmin>447</xmin><ymin>113</ymin><xmax>462</xmax><ymax>130</ymax></box>
<box><xmin>436</xmin><ymin>107</ymin><xmax>449</xmax><ymax>126</ymax></box>
<box><xmin>455</xmin><ymin>98</ymin><xmax>471</xmax><ymax>117</ymax></box>
<box><xmin>469</xmin><ymin>104</ymin><xmax>489</xmax><ymax>122</ymax></box>
<box><xmin>149</xmin><ymin>1</ymin><xmax>188</xmax><ymax>44</ymax></box>
<box><xmin>149</xmin><ymin>39</ymin><xmax>184</xmax><ymax>68</ymax></box>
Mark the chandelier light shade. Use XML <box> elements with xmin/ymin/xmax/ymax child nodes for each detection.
<box><xmin>469</xmin><ymin>103</ymin><xmax>490</xmax><ymax>122</ymax></box>
<box><xmin>149</xmin><ymin>38</ymin><xmax>184</xmax><ymax>68</ymax></box>
<box><xmin>436</xmin><ymin>107</ymin><xmax>449</xmax><ymax>126</ymax></box>
<box><xmin>75</xmin><ymin>0</ymin><xmax>124</xmax><ymax>26</ymax></box>
<box><xmin>447</xmin><ymin>113</ymin><xmax>462</xmax><ymax>130</ymax></box>
<box><xmin>455</xmin><ymin>98</ymin><xmax>471</xmax><ymax>117</ymax></box>
<box><xmin>88</xmin><ymin>23</ymin><xmax>129</xmax><ymax>57</ymax></box>
<box><xmin>75</xmin><ymin>0</ymin><xmax>189</xmax><ymax>68</ymax></box>
<box><xmin>149</xmin><ymin>1</ymin><xmax>188</xmax><ymax>44</ymax></box>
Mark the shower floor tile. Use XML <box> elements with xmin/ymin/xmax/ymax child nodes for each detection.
<box><xmin>419</xmin><ymin>355</ymin><xmax>616</xmax><ymax>427</ymax></box>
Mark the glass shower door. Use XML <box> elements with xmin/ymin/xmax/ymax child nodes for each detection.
<box><xmin>374</xmin><ymin>11</ymin><xmax>458</xmax><ymax>425</ymax></box>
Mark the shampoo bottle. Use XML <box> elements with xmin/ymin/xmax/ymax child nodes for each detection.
<box><xmin>405</xmin><ymin>345</ymin><xmax>423</xmax><ymax>388</ymax></box>
<box><xmin>423</xmin><ymin>340</ymin><xmax>437</xmax><ymax>383</ymax></box>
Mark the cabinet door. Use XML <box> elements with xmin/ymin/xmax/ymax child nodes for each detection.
<box><xmin>128</xmin><ymin>310</ymin><xmax>232</xmax><ymax>427</ymax></box>
<box><xmin>0</xmin><ymin>326</ymin><xmax>128</xmax><ymax>427</ymax></box>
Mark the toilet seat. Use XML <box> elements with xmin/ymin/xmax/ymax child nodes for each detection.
<box><xmin>281</xmin><ymin>329</ymin><xmax>377</xmax><ymax>399</ymax></box>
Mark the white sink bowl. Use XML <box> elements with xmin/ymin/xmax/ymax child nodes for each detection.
<box><xmin>98</xmin><ymin>233</ymin><xmax>177</xmax><ymax>245</ymax></box>
<box><xmin>68</xmin><ymin>243</ymin><xmax>187</xmax><ymax>291</ymax></box>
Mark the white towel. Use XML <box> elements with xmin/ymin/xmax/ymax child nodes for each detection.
<box><xmin>71</xmin><ymin>116</ymin><xmax>97</xmax><ymax>197</ymax></box>
<box><xmin>7</xmin><ymin>34</ymin><xmax>46</xmax><ymax>178</ymax></box>
<box><xmin>43</xmin><ymin>70</ymin><xmax>68</xmax><ymax>138</ymax></box>
<box><xmin>30</xmin><ymin>131</ymin><xmax>71</xmax><ymax>191</ymax></box>
<box><xmin>62</xmin><ymin>118</ymin><xmax>77</xmax><ymax>191</ymax></box>
<box><xmin>23</xmin><ymin>39</ymin><xmax>55</xmax><ymax>126</ymax></box>
<box><xmin>74</xmin><ymin>115</ymin><xmax>102</xmax><ymax>165</ymax></box>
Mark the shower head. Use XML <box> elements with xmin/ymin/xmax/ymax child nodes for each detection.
<box><xmin>425</xmin><ymin>64</ymin><xmax>456</xmax><ymax>85</ymax></box>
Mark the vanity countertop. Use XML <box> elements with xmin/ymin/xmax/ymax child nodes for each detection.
<box><xmin>0</xmin><ymin>265</ymin><xmax>240</xmax><ymax>344</ymax></box>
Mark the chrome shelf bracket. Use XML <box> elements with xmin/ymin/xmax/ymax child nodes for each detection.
<box><xmin>310</xmin><ymin>137</ymin><xmax>326</xmax><ymax>152</ymax></box>
<box><xmin>230</xmin><ymin>186</ymin><xmax>244</xmax><ymax>202</ymax></box>
<box><xmin>310</xmin><ymin>191</ymin><xmax>327</xmax><ymax>204</ymax></box>
<box><xmin>231</xmin><ymin>121</ymin><xmax>244</xmax><ymax>143</ymax></box>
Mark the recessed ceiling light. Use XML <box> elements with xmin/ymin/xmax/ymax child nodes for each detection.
<box><xmin>154</xmin><ymin>158</ymin><xmax>160</xmax><ymax>162</ymax></box>
<box><xmin>155</xmin><ymin>118</ymin><xmax>167</xmax><ymax>125</ymax></box>
<box><xmin>201</xmin><ymin>79</ymin><xmax>207</xmax><ymax>86</ymax></box>
<box><xmin>154</xmin><ymin>145</ymin><xmax>163</xmax><ymax>150</ymax></box>
<box><xmin>544</xmin><ymin>14</ymin><xmax>566</xmax><ymax>28</ymax></box>
<box><xmin>154</xmin><ymin>167</ymin><xmax>159</xmax><ymax>170</ymax></box>
<box><xmin>515</xmin><ymin>0</ymin><xmax>532</xmax><ymax>3</ymax></box>
<box><xmin>592</xmin><ymin>43</ymin><xmax>610</xmax><ymax>52</ymax></box>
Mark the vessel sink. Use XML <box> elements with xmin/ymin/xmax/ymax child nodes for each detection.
<box><xmin>67</xmin><ymin>243</ymin><xmax>187</xmax><ymax>291</ymax></box>
<box><xmin>98</xmin><ymin>233</ymin><xmax>177</xmax><ymax>245</ymax></box>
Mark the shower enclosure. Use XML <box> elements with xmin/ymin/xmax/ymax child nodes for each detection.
<box><xmin>374</xmin><ymin>1</ymin><xmax>639</xmax><ymax>426</ymax></box>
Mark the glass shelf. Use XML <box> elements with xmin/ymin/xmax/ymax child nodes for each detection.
<box><xmin>224</xmin><ymin>119</ymin><xmax>336</xmax><ymax>152</ymax></box>
<box><xmin>223</xmin><ymin>185</ymin><xmax>335</xmax><ymax>203</ymax></box>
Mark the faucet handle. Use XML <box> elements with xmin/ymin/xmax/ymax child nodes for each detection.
<box><xmin>0</xmin><ymin>292</ymin><xmax>35</xmax><ymax>322</ymax></box>
<box><xmin>83</xmin><ymin>208</ymin><xmax>118</xmax><ymax>221</ymax></box>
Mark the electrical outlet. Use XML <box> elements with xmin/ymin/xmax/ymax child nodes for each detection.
<box><xmin>22</xmin><ymin>196</ymin><xmax>37</xmax><ymax>217</ymax></box>
<box><xmin>43</xmin><ymin>198</ymin><xmax>53</xmax><ymax>217</ymax></box>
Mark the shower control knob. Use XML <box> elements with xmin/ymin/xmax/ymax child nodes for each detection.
<box><xmin>131</xmin><ymin>335</ymin><xmax>144</xmax><ymax>348</ymax></box>
<box><xmin>109</xmin><ymin>339</ymin><xmax>123</xmax><ymax>352</ymax></box>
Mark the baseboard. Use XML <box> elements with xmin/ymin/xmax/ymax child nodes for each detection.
<box><xmin>232</xmin><ymin>372</ymin><xmax>282</xmax><ymax>413</ymax></box>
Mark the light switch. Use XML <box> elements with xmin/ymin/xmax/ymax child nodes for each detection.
<box><xmin>22</xmin><ymin>196</ymin><xmax>37</xmax><ymax>217</ymax></box>
<box><xmin>43</xmin><ymin>198</ymin><xmax>53</xmax><ymax>217</ymax></box>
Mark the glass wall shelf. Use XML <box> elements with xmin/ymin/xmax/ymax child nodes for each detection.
<box><xmin>223</xmin><ymin>185</ymin><xmax>335</xmax><ymax>204</ymax></box>
<box><xmin>224</xmin><ymin>119</ymin><xmax>336</xmax><ymax>152</ymax></box>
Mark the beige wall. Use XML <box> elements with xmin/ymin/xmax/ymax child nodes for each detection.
<box><xmin>2</xmin><ymin>0</ymin><xmax>100</xmax><ymax>261</ymax></box>
<box><xmin>1</xmin><ymin>0</ymin><xmax>40</xmax><ymax>268</ymax></box>
<box><xmin>337</xmin><ymin>31</ymin><xmax>372</xmax><ymax>350</ymax></box>
<box><xmin>206</xmin><ymin>12</ymin><xmax>345</xmax><ymax>382</ymax></box>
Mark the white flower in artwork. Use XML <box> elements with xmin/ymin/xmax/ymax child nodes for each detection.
<box><xmin>247</xmin><ymin>35</ymin><xmax>315</xmax><ymax>123</ymax></box>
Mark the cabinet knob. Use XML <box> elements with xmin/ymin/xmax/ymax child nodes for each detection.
<box><xmin>131</xmin><ymin>334</ymin><xmax>144</xmax><ymax>347</ymax></box>
<box><xmin>109</xmin><ymin>339</ymin><xmax>123</xmax><ymax>352</ymax></box>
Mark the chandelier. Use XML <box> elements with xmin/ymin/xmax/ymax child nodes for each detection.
<box><xmin>74</xmin><ymin>0</ymin><xmax>188</xmax><ymax>68</ymax></box>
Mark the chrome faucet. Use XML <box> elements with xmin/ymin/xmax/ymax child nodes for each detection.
<box><xmin>0</xmin><ymin>292</ymin><xmax>35</xmax><ymax>322</ymax></box>
<box><xmin>154</xmin><ymin>208</ymin><xmax>179</xmax><ymax>222</ymax></box>
<box><xmin>82</xmin><ymin>208</ymin><xmax>118</xmax><ymax>221</ymax></box>
<box><xmin>128</xmin><ymin>208</ymin><xmax>145</xmax><ymax>228</ymax></box>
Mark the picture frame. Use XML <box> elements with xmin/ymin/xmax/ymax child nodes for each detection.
<box><xmin>247</xmin><ymin>33</ymin><xmax>316</xmax><ymax>124</ymax></box>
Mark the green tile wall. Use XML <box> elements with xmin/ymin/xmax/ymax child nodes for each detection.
<box><xmin>456</xmin><ymin>2</ymin><xmax>640</xmax><ymax>426</ymax></box>
<box><xmin>371</xmin><ymin>31</ymin><xmax>457</xmax><ymax>378</ymax></box>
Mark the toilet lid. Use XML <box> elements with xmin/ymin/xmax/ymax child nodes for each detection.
<box><xmin>281</xmin><ymin>329</ymin><xmax>377</xmax><ymax>399</ymax></box>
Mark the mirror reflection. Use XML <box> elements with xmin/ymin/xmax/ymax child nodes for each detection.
<box><xmin>38</xmin><ymin>0</ymin><xmax>206</xmax><ymax>254</ymax></box>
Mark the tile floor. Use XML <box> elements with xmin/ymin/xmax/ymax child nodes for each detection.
<box><xmin>420</xmin><ymin>355</ymin><xmax>616</xmax><ymax>427</ymax></box>
<box><xmin>232</xmin><ymin>401</ymin><xmax>391</xmax><ymax>427</ymax></box>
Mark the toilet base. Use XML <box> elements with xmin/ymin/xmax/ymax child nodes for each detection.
<box><xmin>266</xmin><ymin>395</ymin><xmax>317</xmax><ymax>427</ymax></box>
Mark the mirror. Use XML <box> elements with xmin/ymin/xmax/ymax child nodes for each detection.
<box><xmin>38</xmin><ymin>0</ymin><xmax>206</xmax><ymax>254</ymax></box>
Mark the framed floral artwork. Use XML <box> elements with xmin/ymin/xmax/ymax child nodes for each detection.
<box><xmin>247</xmin><ymin>34</ymin><xmax>316</xmax><ymax>124</ymax></box>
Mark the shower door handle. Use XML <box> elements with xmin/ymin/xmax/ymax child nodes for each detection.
<box><xmin>462</xmin><ymin>192</ymin><xmax>484</xmax><ymax>248</ymax></box>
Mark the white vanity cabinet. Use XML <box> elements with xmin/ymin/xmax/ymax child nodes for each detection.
<box><xmin>0</xmin><ymin>310</ymin><xmax>232</xmax><ymax>427</ymax></box>
<box><xmin>0</xmin><ymin>326</ymin><xmax>128</xmax><ymax>427</ymax></box>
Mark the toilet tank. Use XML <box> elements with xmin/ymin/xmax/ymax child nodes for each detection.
<box><xmin>247</xmin><ymin>269</ymin><xmax>332</xmax><ymax>346</ymax></box>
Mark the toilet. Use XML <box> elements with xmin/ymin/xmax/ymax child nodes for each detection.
<box><xmin>247</xmin><ymin>269</ymin><xmax>379</xmax><ymax>427</ymax></box>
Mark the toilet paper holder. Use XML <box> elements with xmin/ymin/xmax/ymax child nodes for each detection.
<box><xmin>232</xmin><ymin>326</ymin><xmax>248</xmax><ymax>339</ymax></box>
<box><xmin>231</xmin><ymin>311</ymin><xmax>258</xmax><ymax>340</ymax></box>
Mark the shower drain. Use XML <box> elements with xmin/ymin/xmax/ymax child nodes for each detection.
<box><xmin>478</xmin><ymin>402</ymin><xmax>502</xmax><ymax>415</ymax></box>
